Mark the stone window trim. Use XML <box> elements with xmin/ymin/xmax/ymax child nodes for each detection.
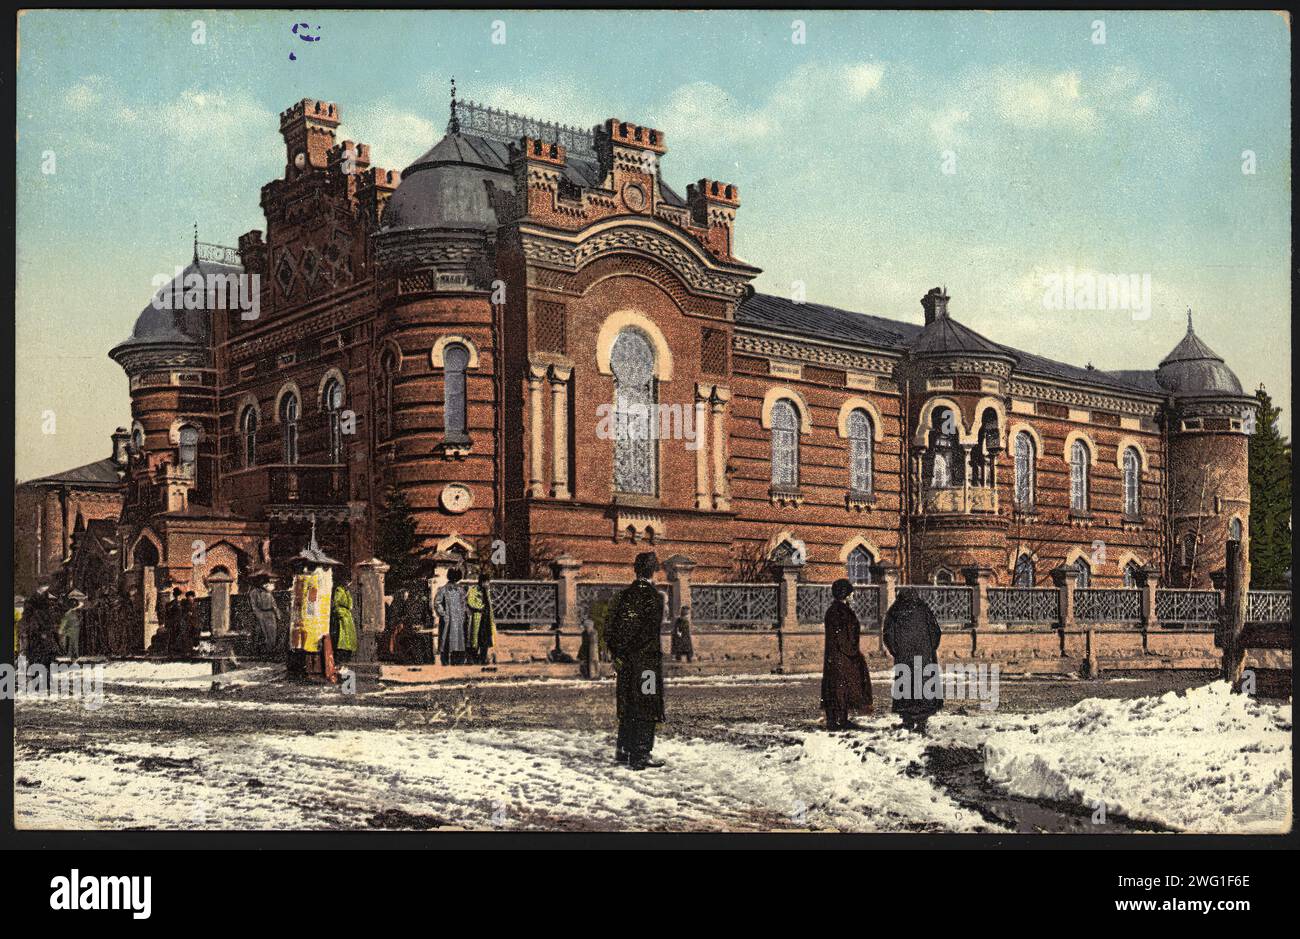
<box><xmin>273</xmin><ymin>382</ymin><xmax>303</xmax><ymax>424</ymax></box>
<box><xmin>167</xmin><ymin>419</ymin><xmax>205</xmax><ymax>446</ymax></box>
<box><xmin>912</xmin><ymin>396</ymin><xmax>968</xmax><ymax>448</ymax></box>
<box><xmin>431</xmin><ymin>335</ymin><xmax>481</xmax><ymax>370</ymax></box>
<box><xmin>1062</xmin><ymin>429</ymin><xmax>1100</xmax><ymax>467</ymax></box>
<box><xmin>835</xmin><ymin>397</ymin><xmax>885</xmax><ymax>441</ymax></box>
<box><xmin>316</xmin><ymin>368</ymin><xmax>347</xmax><ymax>411</ymax></box>
<box><xmin>760</xmin><ymin>386</ymin><xmax>812</xmax><ymax>433</ymax></box>
<box><xmin>1114</xmin><ymin>436</ymin><xmax>1150</xmax><ymax>472</ymax></box>
<box><xmin>595</xmin><ymin>310</ymin><xmax>673</xmax><ymax>382</ymax></box>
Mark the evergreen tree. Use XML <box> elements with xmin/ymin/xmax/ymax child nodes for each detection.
<box><xmin>1248</xmin><ymin>386</ymin><xmax>1292</xmax><ymax>589</ymax></box>
<box><xmin>374</xmin><ymin>485</ymin><xmax>422</xmax><ymax>593</ymax></box>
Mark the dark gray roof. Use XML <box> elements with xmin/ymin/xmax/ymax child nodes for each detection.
<box><xmin>381</xmin><ymin>131</ymin><xmax>684</xmax><ymax>233</ymax></box>
<box><xmin>737</xmin><ymin>292</ymin><xmax>1166</xmax><ymax>398</ymax></box>
<box><xmin>113</xmin><ymin>257</ymin><xmax>242</xmax><ymax>352</ymax></box>
<box><xmin>26</xmin><ymin>457</ymin><xmax>123</xmax><ymax>488</ymax></box>
<box><xmin>1155</xmin><ymin>325</ymin><xmax>1243</xmax><ymax>395</ymax></box>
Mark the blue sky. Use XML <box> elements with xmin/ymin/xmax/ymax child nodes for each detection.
<box><xmin>15</xmin><ymin>10</ymin><xmax>1291</xmax><ymax>480</ymax></box>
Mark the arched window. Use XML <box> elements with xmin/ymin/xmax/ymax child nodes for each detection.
<box><xmin>1014</xmin><ymin>432</ymin><xmax>1036</xmax><ymax>511</ymax></box>
<box><xmin>280</xmin><ymin>392</ymin><xmax>299</xmax><ymax>465</ymax></box>
<box><xmin>1013</xmin><ymin>553</ymin><xmax>1035</xmax><ymax>587</ymax></box>
<box><xmin>379</xmin><ymin>349</ymin><xmax>398</xmax><ymax>440</ymax></box>
<box><xmin>1069</xmin><ymin>439</ymin><xmax>1090</xmax><ymax>512</ymax></box>
<box><xmin>1229</xmin><ymin>518</ymin><xmax>1243</xmax><ymax>542</ymax></box>
<box><xmin>934</xmin><ymin>567</ymin><xmax>954</xmax><ymax>585</ymax></box>
<box><xmin>770</xmin><ymin>398</ymin><xmax>800</xmax><ymax>488</ymax></box>
<box><xmin>847</xmin><ymin>545</ymin><xmax>874</xmax><ymax>584</ymax></box>
<box><xmin>847</xmin><ymin>408</ymin><xmax>873</xmax><ymax>495</ymax></box>
<box><xmin>442</xmin><ymin>342</ymin><xmax>469</xmax><ymax>443</ymax></box>
<box><xmin>611</xmin><ymin>328</ymin><xmax>657</xmax><ymax>495</ymax></box>
<box><xmin>929</xmin><ymin>407</ymin><xmax>958</xmax><ymax>489</ymax></box>
<box><xmin>239</xmin><ymin>407</ymin><xmax>258</xmax><ymax>468</ymax></box>
<box><xmin>1123</xmin><ymin>561</ymin><xmax>1142</xmax><ymax>588</ymax></box>
<box><xmin>1073</xmin><ymin>558</ymin><xmax>1091</xmax><ymax>588</ymax></box>
<box><xmin>322</xmin><ymin>377</ymin><xmax>345</xmax><ymax>463</ymax></box>
<box><xmin>178</xmin><ymin>425</ymin><xmax>199</xmax><ymax>476</ymax></box>
<box><xmin>130</xmin><ymin>426</ymin><xmax>144</xmax><ymax>453</ymax></box>
<box><xmin>1122</xmin><ymin>447</ymin><xmax>1141</xmax><ymax>517</ymax></box>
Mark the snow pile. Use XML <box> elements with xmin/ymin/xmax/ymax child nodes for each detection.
<box><xmin>981</xmin><ymin>682</ymin><xmax>1292</xmax><ymax>833</ymax></box>
<box><xmin>15</xmin><ymin>719</ymin><xmax>991</xmax><ymax>833</ymax></box>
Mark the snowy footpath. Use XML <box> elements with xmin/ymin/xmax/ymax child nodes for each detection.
<box><xmin>13</xmin><ymin>665</ymin><xmax>1292</xmax><ymax>834</ymax></box>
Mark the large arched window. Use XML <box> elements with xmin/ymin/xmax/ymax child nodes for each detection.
<box><xmin>929</xmin><ymin>407</ymin><xmax>958</xmax><ymax>489</ymax></box>
<box><xmin>1069</xmin><ymin>439</ymin><xmax>1090</xmax><ymax>512</ymax></box>
<box><xmin>611</xmin><ymin>328</ymin><xmax>657</xmax><ymax>495</ymax></box>
<box><xmin>770</xmin><ymin>399</ymin><xmax>800</xmax><ymax>488</ymax></box>
<box><xmin>442</xmin><ymin>342</ymin><xmax>469</xmax><ymax>443</ymax></box>
<box><xmin>322</xmin><ymin>377</ymin><xmax>345</xmax><ymax>463</ymax></box>
<box><xmin>178</xmin><ymin>425</ymin><xmax>199</xmax><ymax>477</ymax></box>
<box><xmin>847</xmin><ymin>545</ymin><xmax>874</xmax><ymax>584</ymax></box>
<box><xmin>1013</xmin><ymin>553</ymin><xmax>1035</xmax><ymax>587</ymax></box>
<box><xmin>847</xmin><ymin>408</ymin><xmax>873</xmax><ymax>495</ymax></box>
<box><xmin>1073</xmin><ymin>557</ymin><xmax>1091</xmax><ymax>588</ymax></box>
<box><xmin>1123</xmin><ymin>560</ymin><xmax>1142</xmax><ymax>588</ymax></box>
<box><xmin>1229</xmin><ymin>517</ymin><xmax>1243</xmax><ymax>542</ymax></box>
<box><xmin>1122</xmin><ymin>446</ymin><xmax>1141</xmax><ymax>517</ymax></box>
<box><xmin>1014</xmin><ymin>432</ymin><xmax>1036</xmax><ymax>511</ymax></box>
<box><xmin>239</xmin><ymin>406</ymin><xmax>258</xmax><ymax>468</ymax></box>
<box><xmin>280</xmin><ymin>392</ymin><xmax>300</xmax><ymax>465</ymax></box>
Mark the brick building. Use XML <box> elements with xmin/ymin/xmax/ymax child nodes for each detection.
<box><xmin>46</xmin><ymin>92</ymin><xmax>1257</xmax><ymax>605</ymax></box>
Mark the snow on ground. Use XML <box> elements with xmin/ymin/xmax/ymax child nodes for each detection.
<box><xmin>970</xmin><ymin>681</ymin><xmax>1292</xmax><ymax>834</ymax></box>
<box><xmin>13</xmin><ymin>675</ymin><xmax>1291</xmax><ymax>834</ymax></box>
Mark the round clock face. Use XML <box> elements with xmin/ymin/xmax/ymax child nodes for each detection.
<box><xmin>293</xmin><ymin>151</ymin><xmax>307</xmax><ymax>170</ymax></box>
<box><xmin>623</xmin><ymin>182</ymin><xmax>647</xmax><ymax>212</ymax></box>
<box><xmin>440</xmin><ymin>484</ymin><xmax>473</xmax><ymax>514</ymax></box>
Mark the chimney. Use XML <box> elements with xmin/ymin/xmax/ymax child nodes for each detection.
<box><xmin>111</xmin><ymin>427</ymin><xmax>131</xmax><ymax>466</ymax></box>
<box><xmin>921</xmin><ymin>286</ymin><xmax>950</xmax><ymax>325</ymax></box>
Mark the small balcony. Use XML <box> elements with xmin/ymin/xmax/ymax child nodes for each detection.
<box><xmin>226</xmin><ymin>463</ymin><xmax>349</xmax><ymax>519</ymax></box>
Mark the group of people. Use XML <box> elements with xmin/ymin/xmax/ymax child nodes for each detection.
<box><xmin>147</xmin><ymin>588</ymin><xmax>205</xmax><ymax>657</ymax></box>
<box><xmin>381</xmin><ymin>569</ymin><xmax>496</xmax><ymax>666</ymax></box>
<box><xmin>16</xmin><ymin>584</ymin><xmax>142</xmax><ymax>666</ymax></box>
<box><xmin>244</xmin><ymin>571</ymin><xmax>358</xmax><ymax>669</ymax></box>
<box><xmin>602</xmin><ymin>553</ymin><xmax>946</xmax><ymax>771</ymax></box>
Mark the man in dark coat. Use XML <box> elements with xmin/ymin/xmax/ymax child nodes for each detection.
<box><xmin>605</xmin><ymin>552</ymin><xmax>666</xmax><ymax>770</ymax></box>
<box><xmin>670</xmin><ymin>604</ymin><xmax>694</xmax><ymax>663</ymax></box>
<box><xmin>247</xmin><ymin>574</ymin><xmax>281</xmax><ymax>658</ymax></box>
<box><xmin>882</xmin><ymin>587</ymin><xmax>944</xmax><ymax>730</ymax></box>
<box><xmin>821</xmin><ymin>579</ymin><xmax>872</xmax><ymax>729</ymax></box>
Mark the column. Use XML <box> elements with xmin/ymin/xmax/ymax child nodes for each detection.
<box><xmin>204</xmin><ymin>571</ymin><xmax>234</xmax><ymax>637</ymax></box>
<box><xmin>665</xmin><ymin>554</ymin><xmax>696</xmax><ymax>622</ymax></box>
<box><xmin>527</xmin><ymin>365</ymin><xmax>547</xmax><ymax>498</ymax></box>
<box><xmin>1136</xmin><ymin>564</ymin><xmax>1159</xmax><ymax>631</ymax></box>
<box><xmin>353</xmin><ymin>557</ymin><xmax>389</xmax><ymax>665</ymax></box>
<box><xmin>711</xmin><ymin>386</ymin><xmax>731</xmax><ymax>511</ymax></box>
<box><xmin>1050</xmin><ymin>565</ymin><xmax>1077</xmax><ymax>630</ymax></box>
<box><xmin>552</xmin><ymin>554</ymin><xmax>582</xmax><ymax>630</ymax></box>
<box><xmin>869</xmin><ymin>563</ymin><xmax>898</xmax><ymax>630</ymax></box>
<box><xmin>962</xmin><ymin>566</ymin><xmax>992</xmax><ymax>630</ymax></box>
<box><xmin>774</xmin><ymin>561</ymin><xmax>800</xmax><ymax>633</ymax></box>
<box><xmin>549</xmin><ymin>365</ymin><xmax>571</xmax><ymax>499</ymax></box>
<box><xmin>693</xmin><ymin>384</ymin><xmax>710</xmax><ymax>510</ymax></box>
<box><xmin>139</xmin><ymin>566</ymin><xmax>159</xmax><ymax>652</ymax></box>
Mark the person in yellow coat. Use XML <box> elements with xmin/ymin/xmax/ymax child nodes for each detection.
<box><xmin>465</xmin><ymin>572</ymin><xmax>496</xmax><ymax>665</ymax></box>
<box><xmin>331</xmin><ymin>581</ymin><xmax>357</xmax><ymax>664</ymax></box>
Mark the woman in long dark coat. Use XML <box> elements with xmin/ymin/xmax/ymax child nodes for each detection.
<box><xmin>882</xmin><ymin>587</ymin><xmax>944</xmax><ymax>728</ymax></box>
<box><xmin>821</xmin><ymin>579</ymin><xmax>872</xmax><ymax>730</ymax></box>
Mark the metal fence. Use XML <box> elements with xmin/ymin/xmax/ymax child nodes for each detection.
<box><xmin>1156</xmin><ymin>589</ymin><xmax>1219</xmax><ymax>624</ymax></box>
<box><xmin>1075</xmin><ymin>588</ymin><xmax>1142</xmax><ymax>623</ymax></box>
<box><xmin>1246</xmin><ymin>590</ymin><xmax>1291</xmax><ymax>623</ymax></box>
<box><xmin>912</xmin><ymin>586</ymin><xmax>973</xmax><ymax>624</ymax></box>
<box><xmin>486</xmin><ymin>580</ymin><xmax>558</xmax><ymax>628</ymax></box>
<box><xmin>987</xmin><ymin>587</ymin><xmax>1060</xmax><ymax>625</ymax></box>
<box><xmin>691</xmin><ymin>583</ymin><xmax>780</xmax><ymax>627</ymax></box>
<box><xmin>575</xmin><ymin>582</ymin><xmax>672</xmax><ymax>626</ymax></box>
<box><xmin>796</xmin><ymin>584</ymin><xmax>880</xmax><ymax>627</ymax></box>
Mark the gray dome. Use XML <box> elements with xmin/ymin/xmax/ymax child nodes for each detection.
<box><xmin>1156</xmin><ymin>323</ymin><xmax>1243</xmax><ymax>395</ymax></box>
<box><xmin>115</xmin><ymin>258</ymin><xmax>242</xmax><ymax>351</ymax></box>
<box><xmin>380</xmin><ymin>133</ymin><xmax>513</xmax><ymax>232</ymax></box>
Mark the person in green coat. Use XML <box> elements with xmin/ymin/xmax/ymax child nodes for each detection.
<box><xmin>331</xmin><ymin>582</ymin><xmax>358</xmax><ymax>663</ymax></box>
<box><xmin>465</xmin><ymin>572</ymin><xmax>496</xmax><ymax>664</ymax></box>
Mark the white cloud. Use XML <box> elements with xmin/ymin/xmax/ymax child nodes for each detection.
<box><xmin>337</xmin><ymin>101</ymin><xmax>440</xmax><ymax>172</ymax></box>
<box><xmin>64</xmin><ymin>76</ymin><xmax>107</xmax><ymax>111</ymax></box>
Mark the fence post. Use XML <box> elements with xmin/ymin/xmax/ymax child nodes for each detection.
<box><xmin>664</xmin><ymin>554</ymin><xmax>695</xmax><ymax>623</ymax></box>
<box><xmin>552</xmin><ymin>555</ymin><xmax>582</xmax><ymax>630</ymax></box>
<box><xmin>870</xmin><ymin>563</ymin><xmax>898</xmax><ymax>630</ymax></box>
<box><xmin>961</xmin><ymin>567</ymin><xmax>991</xmax><ymax>630</ymax></box>
<box><xmin>204</xmin><ymin>571</ymin><xmax>234</xmax><ymax>638</ymax></box>
<box><xmin>353</xmin><ymin>557</ymin><xmax>389</xmax><ymax>665</ymax></box>
<box><xmin>1221</xmin><ymin>540</ymin><xmax>1248</xmax><ymax>690</ymax></box>
<box><xmin>774</xmin><ymin>561</ymin><xmax>800</xmax><ymax>633</ymax></box>
<box><xmin>1050</xmin><ymin>566</ymin><xmax>1077</xmax><ymax>631</ymax></box>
